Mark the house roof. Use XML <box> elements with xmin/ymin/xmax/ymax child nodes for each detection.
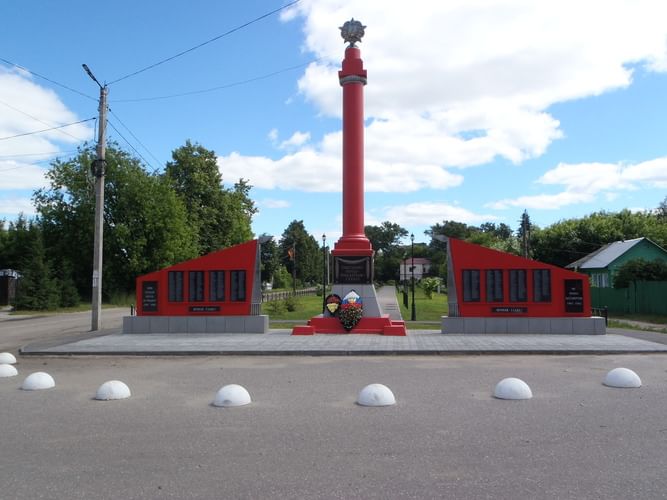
<box><xmin>566</xmin><ymin>237</ymin><xmax>646</xmax><ymax>270</ymax></box>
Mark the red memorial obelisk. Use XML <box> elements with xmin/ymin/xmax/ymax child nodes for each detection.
<box><xmin>292</xmin><ymin>20</ymin><xmax>406</xmax><ymax>335</ymax></box>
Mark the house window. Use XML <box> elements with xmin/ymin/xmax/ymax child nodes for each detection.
<box><xmin>591</xmin><ymin>273</ymin><xmax>609</xmax><ymax>288</ymax></box>
<box><xmin>168</xmin><ymin>271</ymin><xmax>184</xmax><ymax>302</ymax></box>
<box><xmin>486</xmin><ymin>270</ymin><xmax>504</xmax><ymax>302</ymax></box>
<box><xmin>462</xmin><ymin>269</ymin><xmax>480</xmax><ymax>302</ymax></box>
<box><xmin>209</xmin><ymin>271</ymin><xmax>225</xmax><ymax>302</ymax></box>
<box><xmin>230</xmin><ymin>270</ymin><xmax>246</xmax><ymax>302</ymax></box>
<box><xmin>533</xmin><ymin>269</ymin><xmax>551</xmax><ymax>302</ymax></box>
<box><xmin>509</xmin><ymin>269</ymin><xmax>527</xmax><ymax>302</ymax></box>
<box><xmin>189</xmin><ymin>271</ymin><xmax>205</xmax><ymax>302</ymax></box>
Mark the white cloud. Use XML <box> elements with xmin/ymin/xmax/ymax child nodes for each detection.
<box><xmin>227</xmin><ymin>0</ymin><xmax>667</xmax><ymax>196</ymax></box>
<box><xmin>0</xmin><ymin>162</ymin><xmax>49</xmax><ymax>190</ymax></box>
<box><xmin>489</xmin><ymin>157</ymin><xmax>667</xmax><ymax>209</ymax></box>
<box><xmin>381</xmin><ymin>202</ymin><xmax>499</xmax><ymax>227</ymax></box>
<box><xmin>279</xmin><ymin>131</ymin><xmax>310</xmax><ymax>150</ymax></box>
<box><xmin>0</xmin><ymin>66</ymin><xmax>93</xmax><ymax>208</ymax></box>
<box><xmin>0</xmin><ymin>196</ymin><xmax>36</xmax><ymax>217</ymax></box>
<box><xmin>259</xmin><ymin>198</ymin><xmax>291</xmax><ymax>208</ymax></box>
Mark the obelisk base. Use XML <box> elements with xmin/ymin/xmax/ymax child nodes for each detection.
<box><xmin>291</xmin><ymin>282</ymin><xmax>407</xmax><ymax>336</ymax></box>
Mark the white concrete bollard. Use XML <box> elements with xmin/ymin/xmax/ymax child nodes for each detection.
<box><xmin>494</xmin><ymin>377</ymin><xmax>533</xmax><ymax>400</ymax></box>
<box><xmin>0</xmin><ymin>363</ymin><xmax>18</xmax><ymax>377</ymax></box>
<box><xmin>603</xmin><ymin>368</ymin><xmax>641</xmax><ymax>388</ymax></box>
<box><xmin>21</xmin><ymin>372</ymin><xmax>55</xmax><ymax>390</ymax></box>
<box><xmin>213</xmin><ymin>384</ymin><xmax>252</xmax><ymax>407</ymax></box>
<box><xmin>95</xmin><ymin>380</ymin><xmax>132</xmax><ymax>400</ymax></box>
<box><xmin>357</xmin><ymin>383</ymin><xmax>396</xmax><ymax>406</ymax></box>
<box><xmin>0</xmin><ymin>352</ymin><xmax>17</xmax><ymax>364</ymax></box>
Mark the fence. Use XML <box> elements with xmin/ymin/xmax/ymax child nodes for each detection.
<box><xmin>590</xmin><ymin>281</ymin><xmax>667</xmax><ymax>315</ymax></box>
<box><xmin>262</xmin><ymin>287</ymin><xmax>318</xmax><ymax>302</ymax></box>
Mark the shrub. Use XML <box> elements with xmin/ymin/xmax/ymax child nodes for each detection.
<box><xmin>284</xmin><ymin>296</ymin><xmax>300</xmax><ymax>312</ymax></box>
<box><xmin>265</xmin><ymin>300</ymin><xmax>286</xmax><ymax>315</ymax></box>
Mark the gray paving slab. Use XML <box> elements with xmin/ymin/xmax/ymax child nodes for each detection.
<box><xmin>20</xmin><ymin>329</ymin><xmax>667</xmax><ymax>356</ymax></box>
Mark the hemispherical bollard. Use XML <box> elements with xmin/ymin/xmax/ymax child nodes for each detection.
<box><xmin>603</xmin><ymin>368</ymin><xmax>641</xmax><ymax>388</ymax></box>
<box><xmin>213</xmin><ymin>384</ymin><xmax>251</xmax><ymax>407</ymax></box>
<box><xmin>0</xmin><ymin>352</ymin><xmax>17</xmax><ymax>364</ymax></box>
<box><xmin>95</xmin><ymin>380</ymin><xmax>131</xmax><ymax>400</ymax></box>
<box><xmin>21</xmin><ymin>372</ymin><xmax>55</xmax><ymax>391</ymax></box>
<box><xmin>494</xmin><ymin>377</ymin><xmax>532</xmax><ymax>400</ymax></box>
<box><xmin>0</xmin><ymin>363</ymin><xmax>18</xmax><ymax>377</ymax></box>
<box><xmin>357</xmin><ymin>383</ymin><xmax>396</xmax><ymax>407</ymax></box>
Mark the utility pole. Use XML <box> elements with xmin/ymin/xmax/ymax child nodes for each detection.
<box><xmin>83</xmin><ymin>64</ymin><xmax>108</xmax><ymax>331</ymax></box>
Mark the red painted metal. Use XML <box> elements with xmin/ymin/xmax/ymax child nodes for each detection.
<box><xmin>292</xmin><ymin>316</ymin><xmax>406</xmax><ymax>336</ymax></box>
<box><xmin>448</xmin><ymin>238</ymin><xmax>591</xmax><ymax>317</ymax></box>
<box><xmin>136</xmin><ymin>240</ymin><xmax>257</xmax><ymax>316</ymax></box>
<box><xmin>332</xmin><ymin>46</ymin><xmax>373</xmax><ymax>257</ymax></box>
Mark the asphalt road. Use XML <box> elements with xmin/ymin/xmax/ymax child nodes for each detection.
<box><xmin>0</xmin><ymin>308</ymin><xmax>127</xmax><ymax>352</ymax></box>
<box><xmin>2</xmin><ymin>353</ymin><xmax>667</xmax><ymax>499</ymax></box>
<box><xmin>2</xmin><ymin>312</ymin><xmax>667</xmax><ymax>499</ymax></box>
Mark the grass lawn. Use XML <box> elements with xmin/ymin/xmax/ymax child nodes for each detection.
<box><xmin>398</xmin><ymin>286</ymin><xmax>448</xmax><ymax>322</ymax></box>
<box><xmin>262</xmin><ymin>286</ymin><xmax>448</xmax><ymax>329</ymax></box>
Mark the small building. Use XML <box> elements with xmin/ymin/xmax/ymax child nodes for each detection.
<box><xmin>566</xmin><ymin>237</ymin><xmax>667</xmax><ymax>288</ymax></box>
<box><xmin>0</xmin><ymin>269</ymin><xmax>20</xmax><ymax>306</ymax></box>
<box><xmin>399</xmin><ymin>257</ymin><xmax>431</xmax><ymax>281</ymax></box>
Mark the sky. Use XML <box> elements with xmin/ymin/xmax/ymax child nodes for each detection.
<box><xmin>1</xmin><ymin>0</ymin><xmax>667</xmax><ymax>246</ymax></box>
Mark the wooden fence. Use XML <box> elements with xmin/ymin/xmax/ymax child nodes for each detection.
<box><xmin>590</xmin><ymin>281</ymin><xmax>667</xmax><ymax>315</ymax></box>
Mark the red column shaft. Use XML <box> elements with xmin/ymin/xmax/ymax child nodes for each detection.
<box><xmin>342</xmin><ymin>79</ymin><xmax>364</xmax><ymax>237</ymax></box>
<box><xmin>333</xmin><ymin>46</ymin><xmax>372</xmax><ymax>256</ymax></box>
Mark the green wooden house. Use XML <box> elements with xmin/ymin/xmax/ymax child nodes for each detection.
<box><xmin>566</xmin><ymin>237</ymin><xmax>667</xmax><ymax>288</ymax></box>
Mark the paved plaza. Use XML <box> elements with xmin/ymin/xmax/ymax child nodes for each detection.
<box><xmin>19</xmin><ymin>328</ymin><xmax>667</xmax><ymax>356</ymax></box>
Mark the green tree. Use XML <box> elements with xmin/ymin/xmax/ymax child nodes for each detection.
<box><xmin>259</xmin><ymin>234</ymin><xmax>279</xmax><ymax>285</ymax></box>
<box><xmin>279</xmin><ymin>220</ymin><xmax>321</xmax><ymax>285</ymax></box>
<box><xmin>34</xmin><ymin>144</ymin><xmax>197</xmax><ymax>298</ymax></box>
<box><xmin>13</xmin><ymin>222</ymin><xmax>59</xmax><ymax>310</ymax></box>
<box><xmin>532</xmin><ymin>209</ymin><xmax>667</xmax><ymax>267</ymax></box>
<box><xmin>614</xmin><ymin>258</ymin><xmax>667</xmax><ymax>288</ymax></box>
<box><xmin>165</xmin><ymin>140</ymin><xmax>256</xmax><ymax>254</ymax></box>
<box><xmin>365</xmin><ymin>221</ymin><xmax>409</xmax><ymax>282</ymax></box>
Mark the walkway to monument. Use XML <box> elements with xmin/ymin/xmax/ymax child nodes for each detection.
<box><xmin>376</xmin><ymin>286</ymin><xmax>403</xmax><ymax>320</ymax></box>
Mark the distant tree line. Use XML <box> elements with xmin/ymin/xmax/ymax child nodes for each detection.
<box><xmin>0</xmin><ymin>141</ymin><xmax>256</xmax><ymax>310</ymax></box>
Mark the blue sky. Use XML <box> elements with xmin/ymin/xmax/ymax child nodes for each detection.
<box><xmin>1</xmin><ymin>0</ymin><xmax>666</xmax><ymax>246</ymax></box>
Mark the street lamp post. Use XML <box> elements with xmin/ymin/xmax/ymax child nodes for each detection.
<box><xmin>411</xmin><ymin>233</ymin><xmax>416</xmax><ymax>321</ymax></box>
<box><xmin>322</xmin><ymin>234</ymin><xmax>327</xmax><ymax>314</ymax></box>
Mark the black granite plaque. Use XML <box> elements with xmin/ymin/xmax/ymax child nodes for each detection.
<box><xmin>189</xmin><ymin>305</ymin><xmax>221</xmax><ymax>313</ymax></box>
<box><xmin>492</xmin><ymin>306</ymin><xmax>528</xmax><ymax>314</ymax></box>
<box><xmin>142</xmin><ymin>281</ymin><xmax>158</xmax><ymax>312</ymax></box>
<box><xmin>564</xmin><ymin>279</ymin><xmax>584</xmax><ymax>313</ymax></box>
<box><xmin>334</xmin><ymin>256</ymin><xmax>372</xmax><ymax>284</ymax></box>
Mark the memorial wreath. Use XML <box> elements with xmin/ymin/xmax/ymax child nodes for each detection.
<box><xmin>339</xmin><ymin>290</ymin><xmax>363</xmax><ymax>331</ymax></box>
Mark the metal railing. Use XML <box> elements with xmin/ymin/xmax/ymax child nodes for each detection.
<box><xmin>261</xmin><ymin>287</ymin><xmax>319</xmax><ymax>302</ymax></box>
<box><xmin>591</xmin><ymin>306</ymin><xmax>608</xmax><ymax>325</ymax></box>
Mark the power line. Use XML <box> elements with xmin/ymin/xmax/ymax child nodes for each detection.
<box><xmin>112</xmin><ymin>60</ymin><xmax>317</xmax><ymax>103</ymax></box>
<box><xmin>107</xmin><ymin>120</ymin><xmax>156</xmax><ymax>171</ymax></box>
<box><xmin>108</xmin><ymin>108</ymin><xmax>163</xmax><ymax>168</ymax></box>
<box><xmin>0</xmin><ymin>149</ymin><xmax>79</xmax><ymax>161</ymax></box>
<box><xmin>0</xmin><ymin>99</ymin><xmax>91</xmax><ymax>143</ymax></box>
<box><xmin>0</xmin><ymin>57</ymin><xmax>97</xmax><ymax>101</ymax></box>
<box><xmin>0</xmin><ymin>117</ymin><xmax>96</xmax><ymax>141</ymax></box>
<box><xmin>107</xmin><ymin>0</ymin><xmax>301</xmax><ymax>85</ymax></box>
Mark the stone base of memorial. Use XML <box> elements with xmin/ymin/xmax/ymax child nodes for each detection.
<box><xmin>441</xmin><ymin>316</ymin><xmax>606</xmax><ymax>335</ymax></box>
<box><xmin>123</xmin><ymin>315</ymin><xmax>268</xmax><ymax>334</ymax></box>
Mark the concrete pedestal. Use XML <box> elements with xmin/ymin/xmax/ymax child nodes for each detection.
<box><xmin>441</xmin><ymin>316</ymin><xmax>606</xmax><ymax>335</ymax></box>
<box><xmin>123</xmin><ymin>315</ymin><xmax>268</xmax><ymax>334</ymax></box>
